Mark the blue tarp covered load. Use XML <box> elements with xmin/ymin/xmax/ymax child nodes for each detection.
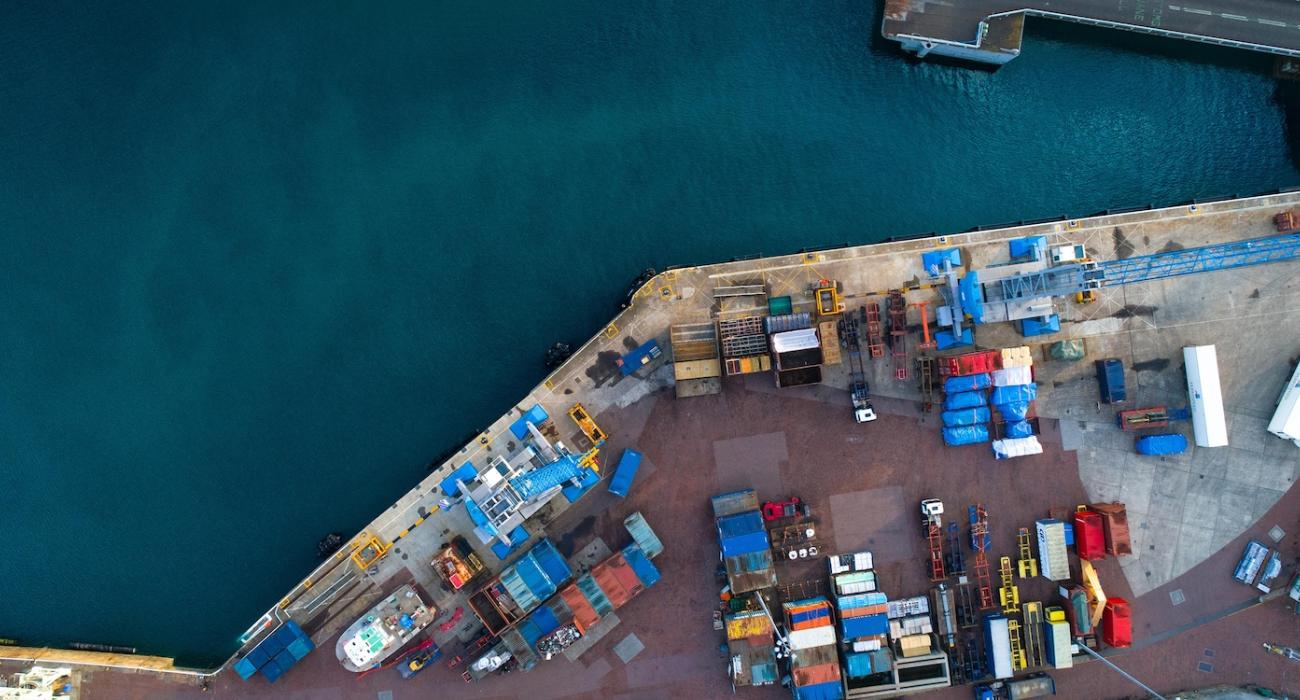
<box><xmin>509</xmin><ymin>404</ymin><xmax>550</xmax><ymax>439</ymax></box>
<box><xmin>1005</xmin><ymin>420</ymin><xmax>1035</xmax><ymax>439</ymax></box>
<box><xmin>941</xmin><ymin>407</ymin><xmax>991</xmax><ymax>427</ymax></box>
<box><xmin>959</xmin><ymin>272</ymin><xmax>985</xmax><ymax>324</ymax></box>
<box><xmin>717</xmin><ymin>511</ymin><xmax>769</xmax><ymax>557</ymax></box>
<box><xmin>439</xmin><ymin>461</ymin><xmax>479</xmax><ymax>499</ymax></box>
<box><xmin>841</xmin><ymin>614</ymin><xmax>888</xmax><ymax>639</ymax></box>
<box><xmin>1136</xmin><ymin>433</ymin><xmax>1188</xmax><ymax>455</ymax></box>
<box><xmin>509</xmin><ymin>454</ymin><xmax>584</xmax><ymax>501</ymax></box>
<box><xmin>490</xmin><ymin>524</ymin><xmax>531</xmax><ymax>561</ymax></box>
<box><xmin>944</xmin><ymin>425</ymin><xmax>990</xmax><ymax>446</ymax></box>
<box><xmin>622</xmin><ymin>544</ymin><xmax>662</xmax><ymax>587</ymax></box>
<box><xmin>921</xmin><ymin>248</ymin><xmax>962</xmax><ymax>276</ymax></box>
<box><xmin>794</xmin><ymin>680</ymin><xmax>845</xmax><ymax>700</ymax></box>
<box><xmin>234</xmin><ymin>621</ymin><xmax>314</xmax><ymax>683</ymax></box>
<box><xmin>943</xmin><ymin>391</ymin><xmax>987</xmax><ymax>411</ymax></box>
<box><xmin>620</xmin><ymin>339</ymin><xmax>662</xmax><ymax>375</ymax></box>
<box><xmin>995</xmin><ymin>402</ymin><xmax>1030</xmax><ymax>422</ymax></box>
<box><xmin>944</xmin><ymin>373</ymin><xmax>991</xmax><ymax>393</ymax></box>
<box><xmin>991</xmin><ymin>383</ymin><xmax>1037</xmax><ymax>406</ymax></box>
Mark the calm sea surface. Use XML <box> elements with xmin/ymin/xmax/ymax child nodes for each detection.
<box><xmin>2</xmin><ymin>1</ymin><xmax>1297</xmax><ymax>664</ymax></box>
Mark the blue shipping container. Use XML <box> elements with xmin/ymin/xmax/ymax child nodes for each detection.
<box><xmin>944</xmin><ymin>373</ymin><xmax>991</xmax><ymax>393</ymax></box>
<box><xmin>794</xmin><ymin>679</ymin><xmax>845</xmax><ymax>700</ymax></box>
<box><xmin>1096</xmin><ymin>359</ymin><xmax>1127</xmax><ymax>403</ymax></box>
<box><xmin>620</xmin><ymin>340</ymin><xmax>663</xmax><ymax>375</ymax></box>
<box><xmin>622</xmin><ymin>544</ymin><xmax>662</xmax><ymax>587</ymax></box>
<box><xmin>1020</xmin><ymin>314</ymin><xmax>1060</xmax><ymax>337</ymax></box>
<box><xmin>608</xmin><ymin>448</ymin><xmax>642</xmax><ymax>497</ymax></box>
<box><xmin>842</xmin><ymin>614</ymin><xmax>889</xmax><ymax>639</ymax></box>
<box><xmin>233</xmin><ymin>657</ymin><xmax>259</xmax><ymax>680</ymax></box>
<box><xmin>1136</xmin><ymin>433</ymin><xmax>1188</xmax><ymax>455</ymax></box>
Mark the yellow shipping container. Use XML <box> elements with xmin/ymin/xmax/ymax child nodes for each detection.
<box><xmin>674</xmin><ymin>359</ymin><xmax>722</xmax><ymax>380</ymax></box>
<box><xmin>819</xmin><ymin>321</ymin><xmax>841</xmax><ymax>365</ymax></box>
<box><xmin>726</xmin><ymin>612</ymin><xmax>773</xmax><ymax>641</ymax></box>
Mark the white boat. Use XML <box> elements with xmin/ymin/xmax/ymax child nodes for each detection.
<box><xmin>335</xmin><ymin>583</ymin><xmax>436</xmax><ymax>672</ymax></box>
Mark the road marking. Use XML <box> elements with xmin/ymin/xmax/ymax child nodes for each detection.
<box><xmin>1168</xmin><ymin>4</ymin><xmax>1181</xmax><ymax>11</ymax></box>
<box><xmin>1220</xmin><ymin>13</ymin><xmax>1248</xmax><ymax>21</ymax></box>
<box><xmin>1258</xmin><ymin>18</ymin><xmax>1288</xmax><ymax>27</ymax></box>
<box><xmin>1182</xmin><ymin>7</ymin><xmax>1211</xmax><ymax>15</ymax></box>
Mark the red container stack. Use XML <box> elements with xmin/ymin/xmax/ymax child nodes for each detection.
<box><xmin>1074</xmin><ymin>510</ymin><xmax>1107</xmax><ymax>561</ymax></box>
<box><xmin>1102</xmin><ymin>597</ymin><xmax>1132</xmax><ymax>648</ymax></box>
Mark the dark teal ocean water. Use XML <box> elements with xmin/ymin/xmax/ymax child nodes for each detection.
<box><xmin>2</xmin><ymin>1</ymin><xmax>1297</xmax><ymax>665</ymax></box>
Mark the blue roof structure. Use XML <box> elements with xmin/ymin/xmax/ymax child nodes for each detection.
<box><xmin>509</xmin><ymin>454</ymin><xmax>584</xmax><ymax>501</ymax></box>
<box><xmin>959</xmin><ymin>272</ymin><xmax>985</xmax><ymax>324</ymax></box>
<box><xmin>509</xmin><ymin>404</ymin><xmax>550</xmax><ymax>439</ymax></box>
<box><xmin>235</xmin><ymin>621</ymin><xmax>313</xmax><ymax>683</ymax></box>
<box><xmin>439</xmin><ymin>461</ymin><xmax>479</xmax><ymax>498</ymax></box>
<box><xmin>562</xmin><ymin>464</ymin><xmax>600</xmax><ymax>503</ymax></box>
<box><xmin>490</xmin><ymin>524</ymin><xmax>531</xmax><ymax>561</ymax></box>
<box><xmin>921</xmin><ymin>248</ymin><xmax>962</xmax><ymax>276</ymax></box>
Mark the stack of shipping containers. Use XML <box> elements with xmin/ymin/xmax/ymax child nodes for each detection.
<box><xmin>829</xmin><ymin>552</ymin><xmax>890</xmax><ymax>691</ymax></box>
<box><xmin>785</xmin><ymin>597</ymin><xmax>845</xmax><ymax>700</ymax></box>
<box><xmin>712</xmin><ymin>490</ymin><xmax>777</xmax><ymax>594</ymax></box>
<box><xmin>886</xmin><ymin>596</ymin><xmax>934</xmax><ymax>659</ymax></box>
<box><xmin>989</xmin><ymin>346</ymin><xmax>1042</xmax><ymax>459</ymax></box>
<box><xmin>724</xmin><ymin>610</ymin><xmax>779</xmax><ymax>688</ymax></box>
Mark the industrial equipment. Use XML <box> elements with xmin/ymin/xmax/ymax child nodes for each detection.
<box><xmin>567</xmin><ymin>403</ymin><xmax>607</xmax><ymax>444</ymax></box>
<box><xmin>922</xmin><ymin>499</ymin><xmax>946</xmax><ymax>581</ymax></box>
<box><xmin>1016</xmin><ymin>528</ymin><xmax>1038</xmax><ymax>578</ymax></box>
<box><xmin>813</xmin><ymin>279</ymin><xmax>844</xmax><ymax>316</ymax></box>
<box><xmin>969</xmin><ymin>505</ymin><xmax>994</xmax><ymax>610</ymax></box>
<box><xmin>1116</xmin><ymin>406</ymin><xmax>1190</xmax><ymax>431</ymax></box>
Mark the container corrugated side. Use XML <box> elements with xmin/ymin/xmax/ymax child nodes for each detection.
<box><xmin>788</xmin><ymin>625</ymin><xmax>837</xmax><ymax>650</ymax></box>
<box><xmin>792</xmin><ymin>661</ymin><xmax>840</xmax><ymax>687</ymax></box>
<box><xmin>560</xmin><ymin>585</ymin><xmax>599</xmax><ymax>630</ymax></box>
<box><xmin>592</xmin><ymin>562</ymin><xmax>632</xmax><ymax>609</ymax></box>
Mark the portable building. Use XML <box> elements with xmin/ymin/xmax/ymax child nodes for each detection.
<box><xmin>1043</xmin><ymin>613</ymin><xmax>1072</xmax><ymax>669</ymax></box>
<box><xmin>982</xmin><ymin>615</ymin><xmax>1013</xmax><ymax>680</ymax></box>
<box><xmin>1183</xmin><ymin>345</ymin><xmax>1228</xmax><ymax>447</ymax></box>
<box><xmin>1267</xmin><ymin>360</ymin><xmax>1300</xmax><ymax>446</ymax></box>
<box><xmin>1035</xmin><ymin>520</ymin><xmax>1070</xmax><ymax>581</ymax></box>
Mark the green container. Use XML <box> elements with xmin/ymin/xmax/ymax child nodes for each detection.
<box><xmin>768</xmin><ymin>296</ymin><xmax>792</xmax><ymax>316</ymax></box>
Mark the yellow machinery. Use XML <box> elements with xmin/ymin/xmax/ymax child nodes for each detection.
<box><xmin>998</xmin><ymin>556</ymin><xmax>1020</xmax><ymax>613</ymax></box>
<box><xmin>1007</xmin><ymin>618</ymin><xmax>1026</xmax><ymax>672</ymax></box>
<box><xmin>1079</xmin><ymin>558</ymin><xmax>1109</xmax><ymax>629</ymax></box>
<box><xmin>1021</xmin><ymin>601</ymin><xmax>1045</xmax><ymax>669</ymax></box>
<box><xmin>1017</xmin><ymin>527</ymin><xmax>1038</xmax><ymax>578</ymax></box>
<box><xmin>1075</xmin><ymin>289</ymin><xmax>1097</xmax><ymax>304</ymax></box>
<box><xmin>578</xmin><ymin>446</ymin><xmax>601</xmax><ymax>473</ymax></box>
<box><xmin>813</xmin><ymin>279</ymin><xmax>844</xmax><ymax>317</ymax></box>
<box><xmin>567</xmin><ymin>403</ymin><xmax>607</xmax><ymax>444</ymax></box>
<box><xmin>350</xmin><ymin>534</ymin><xmax>391</xmax><ymax>570</ymax></box>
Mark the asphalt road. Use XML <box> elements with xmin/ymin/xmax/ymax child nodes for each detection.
<box><xmin>883</xmin><ymin>0</ymin><xmax>1300</xmax><ymax>53</ymax></box>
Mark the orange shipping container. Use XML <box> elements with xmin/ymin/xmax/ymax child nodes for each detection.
<box><xmin>607</xmin><ymin>553</ymin><xmax>646</xmax><ymax>600</ymax></box>
<box><xmin>560</xmin><ymin>585</ymin><xmax>599</xmax><ymax>630</ymax></box>
<box><xmin>792</xmin><ymin>662</ymin><xmax>840</xmax><ymax>687</ymax></box>
<box><xmin>1090</xmin><ymin>502</ymin><xmax>1133</xmax><ymax>556</ymax></box>
<box><xmin>593</xmin><ymin>562</ymin><xmax>632</xmax><ymax>609</ymax></box>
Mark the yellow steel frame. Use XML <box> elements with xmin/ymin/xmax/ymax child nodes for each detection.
<box><xmin>999</xmin><ymin>556</ymin><xmax>1020</xmax><ymax>613</ymax></box>
<box><xmin>578</xmin><ymin>447</ymin><xmax>601</xmax><ymax>474</ymax></box>
<box><xmin>1008</xmin><ymin>618</ymin><xmax>1026</xmax><ymax>671</ymax></box>
<box><xmin>1017</xmin><ymin>527</ymin><xmax>1038</xmax><ymax>578</ymax></box>
<box><xmin>567</xmin><ymin>403</ymin><xmax>607</xmax><ymax>444</ymax></box>
<box><xmin>350</xmin><ymin>535</ymin><xmax>391</xmax><ymax>570</ymax></box>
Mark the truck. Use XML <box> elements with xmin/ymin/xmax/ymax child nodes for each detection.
<box><xmin>974</xmin><ymin>674</ymin><xmax>1058</xmax><ymax>700</ymax></box>
<box><xmin>607</xmin><ymin>448</ymin><xmax>642</xmax><ymax>497</ymax></box>
<box><xmin>921</xmin><ymin>499</ymin><xmax>944</xmax><ymax>529</ymax></box>
<box><xmin>842</xmin><ymin>312</ymin><xmax>878</xmax><ymax>423</ymax></box>
<box><xmin>1267</xmin><ymin>360</ymin><xmax>1300</xmax><ymax>446</ymax></box>
<box><xmin>1094</xmin><ymin>359</ymin><xmax>1126</xmax><ymax>404</ymax></box>
<box><xmin>1184</xmin><ymin>345</ymin><xmax>1228</xmax><ymax>447</ymax></box>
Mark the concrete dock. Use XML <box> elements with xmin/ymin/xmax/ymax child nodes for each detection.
<box><xmin>8</xmin><ymin>192</ymin><xmax>1300</xmax><ymax>698</ymax></box>
<box><xmin>882</xmin><ymin>0</ymin><xmax>1300</xmax><ymax>64</ymax></box>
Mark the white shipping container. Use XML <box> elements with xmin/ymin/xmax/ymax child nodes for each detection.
<box><xmin>1045</xmin><ymin>619</ymin><xmax>1073</xmax><ymax>669</ymax></box>
<box><xmin>1268</xmin><ymin>360</ymin><xmax>1300</xmax><ymax>447</ymax></box>
<box><xmin>852</xmin><ymin>639</ymin><xmax>881</xmax><ymax>652</ymax></box>
<box><xmin>829</xmin><ymin>551</ymin><xmax>873</xmax><ymax>574</ymax></box>
<box><xmin>984</xmin><ymin>616</ymin><xmax>1013</xmax><ymax>679</ymax></box>
<box><xmin>1036</xmin><ymin>520</ymin><xmax>1069</xmax><ymax>581</ymax></box>
<box><xmin>787</xmin><ymin>625</ymin><xmax>837</xmax><ymax>651</ymax></box>
<box><xmin>1184</xmin><ymin>345</ymin><xmax>1229</xmax><ymax>447</ymax></box>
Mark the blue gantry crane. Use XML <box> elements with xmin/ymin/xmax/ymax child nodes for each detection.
<box><xmin>941</xmin><ymin>231</ymin><xmax>1300</xmax><ymax>336</ymax></box>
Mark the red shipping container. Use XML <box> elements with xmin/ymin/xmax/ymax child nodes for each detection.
<box><xmin>792</xmin><ymin>662</ymin><xmax>840</xmax><ymax>687</ymax></box>
<box><xmin>1090</xmin><ymin>502</ymin><xmax>1133</xmax><ymax>556</ymax></box>
<box><xmin>1102</xmin><ymin>597</ymin><xmax>1132</xmax><ymax>648</ymax></box>
<box><xmin>1074</xmin><ymin>510</ymin><xmax>1107</xmax><ymax>561</ymax></box>
<box><xmin>560</xmin><ymin>584</ymin><xmax>599</xmax><ymax>631</ymax></box>
<box><xmin>939</xmin><ymin>350</ymin><xmax>1001</xmax><ymax>377</ymax></box>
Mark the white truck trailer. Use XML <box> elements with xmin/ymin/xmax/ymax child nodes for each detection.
<box><xmin>1184</xmin><ymin>345</ymin><xmax>1228</xmax><ymax>448</ymax></box>
<box><xmin>1268</xmin><ymin>360</ymin><xmax>1300</xmax><ymax>447</ymax></box>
